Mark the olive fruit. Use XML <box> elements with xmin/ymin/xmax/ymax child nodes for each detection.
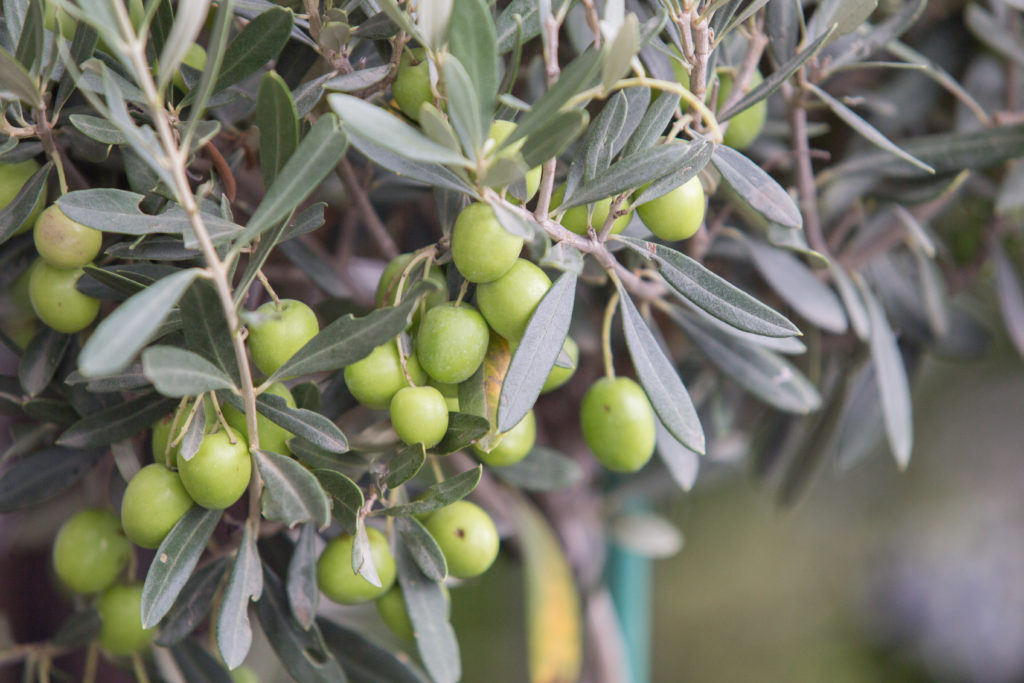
<box><xmin>473</xmin><ymin>409</ymin><xmax>535</xmax><ymax>467</ymax></box>
<box><xmin>375</xmin><ymin>253</ymin><xmax>447</xmax><ymax>309</ymax></box>
<box><xmin>33</xmin><ymin>205</ymin><xmax>103</xmax><ymax>269</ymax></box>
<box><xmin>541</xmin><ymin>337</ymin><xmax>578</xmax><ymax>394</ymax></box>
<box><xmin>550</xmin><ymin>185</ymin><xmax>632</xmax><ymax>236</ymax></box>
<box><xmin>97</xmin><ymin>583</ymin><xmax>154</xmax><ymax>655</ymax></box>
<box><xmin>176</xmin><ymin>427</ymin><xmax>251</xmax><ymax>510</ymax></box>
<box><xmin>223</xmin><ymin>382</ymin><xmax>296</xmax><ymax>454</ymax></box>
<box><xmin>423</xmin><ymin>500</ymin><xmax>499</xmax><ymax>579</ymax></box>
<box><xmin>1</xmin><ymin>267</ymin><xmax>38</xmax><ymax>348</ymax></box>
<box><xmin>476</xmin><ymin>259</ymin><xmax>551</xmax><ymax>342</ymax></box>
<box><xmin>151</xmin><ymin>413</ymin><xmax>176</xmax><ymax>463</ymax></box>
<box><xmin>636</xmin><ymin>176</ymin><xmax>706</xmax><ymax>241</ymax></box>
<box><xmin>717</xmin><ymin>70</ymin><xmax>766</xmax><ymax>150</ymax></box>
<box><xmin>173</xmin><ymin>43</ymin><xmax>207</xmax><ymax>92</ymax></box>
<box><xmin>390</xmin><ymin>386</ymin><xmax>449</xmax><ymax>448</ymax></box>
<box><xmin>450</xmin><ymin>203</ymin><xmax>523</xmax><ymax>283</ymax></box>
<box><xmin>317</xmin><ymin>527</ymin><xmax>396</xmax><ymax>604</ymax></box>
<box><xmin>229</xmin><ymin>666</ymin><xmax>260</xmax><ymax>683</ymax></box>
<box><xmin>247</xmin><ymin>299</ymin><xmax>319</xmax><ymax>377</ymax></box>
<box><xmin>488</xmin><ymin>120</ymin><xmax>542</xmax><ymax>202</ymax></box>
<box><xmin>121</xmin><ymin>464</ymin><xmax>195</xmax><ymax>549</ymax></box>
<box><xmin>0</xmin><ymin>159</ymin><xmax>45</xmax><ymax>234</ymax></box>
<box><xmin>52</xmin><ymin>509</ymin><xmax>131</xmax><ymax>594</ymax></box>
<box><xmin>377</xmin><ymin>584</ymin><xmax>450</xmax><ymax>641</ymax></box>
<box><xmin>580</xmin><ymin>377</ymin><xmax>656</xmax><ymax>472</ymax></box>
<box><xmin>28</xmin><ymin>259</ymin><xmax>101</xmax><ymax>333</ymax></box>
<box><xmin>393</xmin><ymin>48</ymin><xmax>432</xmax><ymax>122</ymax></box>
<box><xmin>344</xmin><ymin>341</ymin><xmax>428</xmax><ymax>410</ymax></box>
<box><xmin>415</xmin><ymin>303</ymin><xmax>489</xmax><ymax>384</ymax></box>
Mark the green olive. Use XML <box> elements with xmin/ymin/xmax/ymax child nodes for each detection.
<box><xmin>317</xmin><ymin>527</ymin><xmax>396</xmax><ymax>604</ymax></box>
<box><xmin>97</xmin><ymin>583</ymin><xmax>154</xmax><ymax>655</ymax></box>
<box><xmin>121</xmin><ymin>464</ymin><xmax>195</xmax><ymax>549</ymax></box>
<box><xmin>541</xmin><ymin>337</ymin><xmax>578</xmax><ymax>394</ymax></box>
<box><xmin>473</xmin><ymin>409</ymin><xmax>535</xmax><ymax>467</ymax></box>
<box><xmin>718</xmin><ymin>70</ymin><xmax>767</xmax><ymax>150</ymax></box>
<box><xmin>635</xmin><ymin>175</ymin><xmax>706</xmax><ymax>241</ymax></box>
<box><xmin>247</xmin><ymin>299</ymin><xmax>319</xmax><ymax>378</ymax></box>
<box><xmin>344</xmin><ymin>341</ymin><xmax>428</xmax><ymax>410</ymax></box>
<box><xmin>550</xmin><ymin>185</ymin><xmax>631</xmax><ymax>235</ymax></box>
<box><xmin>0</xmin><ymin>159</ymin><xmax>45</xmax><ymax>235</ymax></box>
<box><xmin>28</xmin><ymin>259</ymin><xmax>101</xmax><ymax>334</ymax></box>
<box><xmin>476</xmin><ymin>259</ymin><xmax>551</xmax><ymax>342</ymax></box>
<box><xmin>393</xmin><ymin>48</ymin><xmax>432</xmax><ymax>122</ymax></box>
<box><xmin>488</xmin><ymin>120</ymin><xmax>542</xmax><ymax>202</ymax></box>
<box><xmin>52</xmin><ymin>508</ymin><xmax>131</xmax><ymax>594</ymax></box>
<box><xmin>375</xmin><ymin>253</ymin><xmax>447</xmax><ymax>310</ymax></box>
<box><xmin>176</xmin><ymin>427</ymin><xmax>251</xmax><ymax>510</ymax></box>
<box><xmin>34</xmin><ymin>205</ymin><xmax>103</xmax><ymax>269</ymax></box>
<box><xmin>390</xmin><ymin>385</ymin><xmax>449</xmax><ymax>448</ymax></box>
<box><xmin>223</xmin><ymin>381</ymin><xmax>297</xmax><ymax>454</ymax></box>
<box><xmin>415</xmin><ymin>303</ymin><xmax>490</xmax><ymax>384</ymax></box>
<box><xmin>423</xmin><ymin>500</ymin><xmax>499</xmax><ymax>579</ymax></box>
<box><xmin>580</xmin><ymin>377</ymin><xmax>656</xmax><ymax>472</ymax></box>
<box><xmin>450</xmin><ymin>203</ymin><xmax>523</xmax><ymax>284</ymax></box>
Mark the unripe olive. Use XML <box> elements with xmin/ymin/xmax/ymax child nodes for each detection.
<box><xmin>450</xmin><ymin>203</ymin><xmax>523</xmax><ymax>283</ymax></box>
<box><xmin>317</xmin><ymin>527</ymin><xmax>396</xmax><ymax>604</ymax></box>
<box><xmin>121</xmin><ymin>464</ymin><xmax>195</xmax><ymax>549</ymax></box>
<box><xmin>580</xmin><ymin>377</ymin><xmax>656</xmax><ymax>472</ymax></box>
<box><xmin>375</xmin><ymin>253</ymin><xmax>447</xmax><ymax>310</ymax></box>
<box><xmin>423</xmin><ymin>500</ymin><xmax>499</xmax><ymax>579</ymax></box>
<box><xmin>28</xmin><ymin>259</ymin><xmax>101</xmax><ymax>334</ymax></box>
<box><xmin>176</xmin><ymin>427</ymin><xmax>251</xmax><ymax>510</ymax></box>
<box><xmin>415</xmin><ymin>303</ymin><xmax>489</xmax><ymax>384</ymax></box>
<box><xmin>52</xmin><ymin>509</ymin><xmax>131</xmax><ymax>595</ymax></box>
<box><xmin>247</xmin><ymin>299</ymin><xmax>319</xmax><ymax>378</ymax></box>
<box><xmin>488</xmin><ymin>120</ymin><xmax>542</xmax><ymax>201</ymax></box>
<box><xmin>344</xmin><ymin>341</ymin><xmax>428</xmax><ymax>410</ymax></box>
<box><xmin>223</xmin><ymin>381</ymin><xmax>297</xmax><ymax>454</ymax></box>
<box><xmin>376</xmin><ymin>584</ymin><xmax>450</xmax><ymax>641</ymax></box>
<box><xmin>172</xmin><ymin>44</ymin><xmax>207</xmax><ymax>92</ymax></box>
<box><xmin>636</xmin><ymin>175</ymin><xmax>706</xmax><ymax>241</ymax></box>
<box><xmin>476</xmin><ymin>259</ymin><xmax>551</xmax><ymax>342</ymax></box>
<box><xmin>390</xmin><ymin>385</ymin><xmax>449</xmax><ymax>448</ymax></box>
<box><xmin>718</xmin><ymin>70</ymin><xmax>767</xmax><ymax>150</ymax></box>
<box><xmin>393</xmin><ymin>48</ymin><xmax>432</xmax><ymax>122</ymax></box>
<box><xmin>0</xmin><ymin>159</ymin><xmax>45</xmax><ymax>234</ymax></box>
<box><xmin>541</xmin><ymin>337</ymin><xmax>578</xmax><ymax>394</ymax></box>
<box><xmin>473</xmin><ymin>409</ymin><xmax>535</xmax><ymax>467</ymax></box>
<box><xmin>97</xmin><ymin>583</ymin><xmax>154</xmax><ymax>655</ymax></box>
<box><xmin>550</xmin><ymin>185</ymin><xmax>632</xmax><ymax>236</ymax></box>
<box><xmin>34</xmin><ymin>205</ymin><xmax>103</xmax><ymax>269</ymax></box>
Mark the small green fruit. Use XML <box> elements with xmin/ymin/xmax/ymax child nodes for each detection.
<box><xmin>34</xmin><ymin>205</ymin><xmax>103</xmax><ymax>269</ymax></box>
<box><xmin>52</xmin><ymin>509</ymin><xmax>131</xmax><ymax>595</ymax></box>
<box><xmin>121</xmin><ymin>464</ymin><xmax>195</xmax><ymax>549</ymax></box>
<box><xmin>636</xmin><ymin>175</ymin><xmax>706</xmax><ymax>241</ymax></box>
<box><xmin>550</xmin><ymin>185</ymin><xmax>632</xmax><ymax>236</ymax></box>
<box><xmin>376</xmin><ymin>584</ymin><xmax>450</xmax><ymax>641</ymax></box>
<box><xmin>223</xmin><ymin>382</ymin><xmax>296</xmax><ymax>455</ymax></box>
<box><xmin>176</xmin><ymin>427</ymin><xmax>251</xmax><ymax>510</ymax></box>
<box><xmin>580</xmin><ymin>377</ymin><xmax>656</xmax><ymax>472</ymax></box>
<box><xmin>97</xmin><ymin>583</ymin><xmax>154</xmax><ymax>655</ymax></box>
<box><xmin>488</xmin><ymin>120</ymin><xmax>541</xmax><ymax>201</ymax></box>
<box><xmin>541</xmin><ymin>337</ymin><xmax>578</xmax><ymax>394</ymax></box>
<box><xmin>424</xmin><ymin>500</ymin><xmax>499</xmax><ymax>579</ymax></box>
<box><xmin>247</xmin><ymin>299</ymin><xmax>319</xmax><ymax>377</ymax></box>
<box><xmin>450</xmin><ymin>203</ymin><xmax>523</xmax><ymax>284</ymax></box>
<box><xmin>0</xmin><ymin>159</ymin><xmax>45</xmax><ymax>235</ymax></box>
<box><xmin>28</xmin><ymin>259</ymin><xmax>100</xmax><ymax>333</ymax></box>
<box><xmin>229</xmin><ymin>666</ymin><xmax>261</xmax><ymax>683</ymax></box>
<box><xmin>473</xmin><ymin>409</ymin><xmax>535</xmax><ymax>467</ymax></box>
<box><xmin>317</xmin><ymin>527</ymin><xmax>396</xmax><ymax>604</ymax></box>
<box><xmin>476</xmin><ymin>259</ymin><xmax>551</xmax><ymax>342</ymax></box>
<box><xmin>718</xmin><ymin>70</ymin><xmax>766</xmax><ymax>150</ymax></box>
<box><xmin>344</xmin><ymin>341</ymin><xmax>428</xmax><ymax>410</ymax></box>
<box><xmin>393</xmin><ymin>48</ymin><xmax>432</xmax><ymax>122</ymax></box>
<box><xmin>375</xmin><ymin>253</ymin><xmax>447</xmax><ymax>310</ymax></box>
<box><xmin>415</xmin><ymin>303</ymin><xmax>490</xmax><ymax>384</ymax></box>
<box><xmin>172</xmin><ymin>44</ymin><xmax>207</xmax><ymax>92</ymax></box>
<box><xmin>390</xmin><ymin>386</ymin><xmax>449</xmax><ymax>448</ymax></box>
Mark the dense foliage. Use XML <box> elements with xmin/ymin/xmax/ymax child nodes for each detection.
<box><xmin>1</xmin><ymin>0</ymin><xmax>1023</xmax><ymax>681</ymax></box>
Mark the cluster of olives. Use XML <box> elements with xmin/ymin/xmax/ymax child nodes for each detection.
<box><xmin>0</xmin><ymin>159</ymin><xmax>105</xmax><ymax>342</ymax></box>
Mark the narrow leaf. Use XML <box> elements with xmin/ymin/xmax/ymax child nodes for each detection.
<box><xmin>141</xmin><ymin>507</ymin><xmax>222</xmax><ymax>628</ymax></box>
<box><xmin>396</xmin><ymin>542</ymin><xmax>460</xmax><ymax>683</ymax></box>
<box><xmin>217</xmin><ymin>521</ymin><xmax>263</xmax><ymax>670</ymax></box>
<box><xmin>78</xmin><ymin>268</ymin><xmax>201</xmax><ymax>377</ymax></box>
<box><xmin>386</xmin><ymin>443</ymin><xmax>426</xmax><ymax>488</ymax></box>
<box><xmin>378</xmin><ymin>467</ymin><xmax>482</xmax><ymax>517</ymax></box>
<box><xmin>314</xmin><ymin>469</ymin><xmax>363</xmax><ymax>532</ymax></box>
<box><xmin>498</xmin><ymin>272</ymin><xmax>576</xmax><ymax>432</ymax></box>
<box><xmin>0</xmin><ymin>161</ymin><xmax>50</xmax><ymax>245</ymax></box>
<box><xmin>18</xmin><ymin>327</ymin><xmax>71</xmax><ymax>397</ymax></box>
<box><xmin>287</xmin><ymin>522</ymin><xmax>320</xmax><ymax>629</ymax></box>
<box><xmin>433</xmin><ymin>412</ymin><xmax>491</xmax><ymax>456</ymax></box>
<box><xmin>712</xmin><ymin>145</ymin><xmax>802</xmax><ymax>229</ymax></box>
<box><xmin>0</xmin><ymin>447</ymin><xmax>104</xmax><ymax>513</ymax></box>
<box><xmin>256</xmin><ymin>449</ymin><xmax>332</xmax><ymax>529</ymax></box>
<box><xmin>319</xmin><ymin>618</ymin><xmax>428</xmax><ymax>683</ymax></box>
<box><xmin>449</xmin><ymin>0</ymin><xmax>498</xmax><ymax>120</ymax></box>
<box><xmin>142</xmin><ymin>346</ymin><xmax>236</xmax><ymax>397</ymax></box>
<box><xmin>213</xmin><ymin>6</ymin><xmax>292</xmax><ymax>92</ymax></box>
<box><xmin>154</xmin><ymin>558</ymin><xmax>228</xmax><ymax>646</ymax></box>
<box><xmin>255</xmin><ymin>70</ymin><xmax>300</xmax><ymax>189</ymax></box>
<box><xmin>58</xmin><ymin>395</ymin><xmax>177</xmax><ymax>448</ymax></box>
<box><xmin>616</xmin><ymin>286</ymin><xmax>705</xmax><ymax>454</ymax></box>
<box><xmin>396</xmin><ymin>516</ymin><xmax>448</xmax><ymax>582</ymax></box>
<box><xmin>655</xmin><ymin>421</ymin><xmax>699</xmax><ymax>491</ymax></box>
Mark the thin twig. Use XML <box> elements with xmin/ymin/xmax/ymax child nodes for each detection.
<box><xmin>336</xmin><ymin>158</ymin><xmax>399</xmax><ymax>258</ymax></box>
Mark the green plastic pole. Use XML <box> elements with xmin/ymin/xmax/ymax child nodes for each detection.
<box><xmin>607</xmin><ymin>497</ymin><xmax>651</xmax><ymax>683</ymax></box>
